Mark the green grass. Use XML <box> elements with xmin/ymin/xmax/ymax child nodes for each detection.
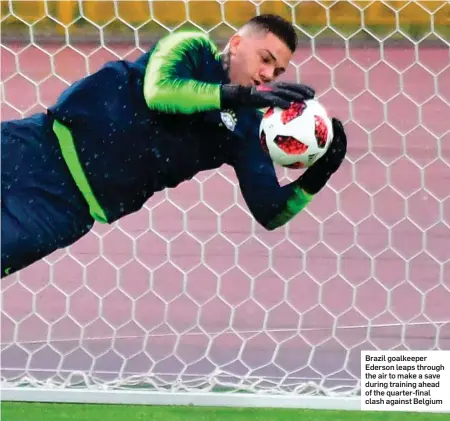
<box><xmin>2</xmin><ymin>403</ymin><xmax>450</xmax><ymax>421</ymax></box>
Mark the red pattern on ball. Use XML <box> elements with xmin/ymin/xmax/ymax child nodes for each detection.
<box><xmin>285</xmin><ymin>161</ymin><xmax>306</xmax><ymax>169</ymax></box>
<box><xmin>260</xmin><ymin>130</ymin><xmax>269</xmax><ymax>155</ymax></box>
<box><xmin>274</xmin><ymin>135</ymin><xmax>308</xmax><ymax>155</ymax></box>
<box><xmin>264</xmin><ymin>107</ymin><xmax>275</xmax><ymax>118</ymax></box>
<box><xmin>281</xmin><ymin>102</ymin><xmax>306</xmax><ymax>125</ymax></box>
<box><xmin>314</xmin><ymin>115</ymin><xmax>328</xmax><ymax>148</ymax></box>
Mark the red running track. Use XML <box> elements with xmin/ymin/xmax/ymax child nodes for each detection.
<box><xmin>1</xmin><ymin>42</ymin><xmax>450</xmax><ymax>392</ymax></box>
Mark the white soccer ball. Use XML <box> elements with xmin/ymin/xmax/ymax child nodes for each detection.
<box><xmin>259</xmin><ymin>99</ymin><xmax>333</xmax><ymax>169</ymax></box>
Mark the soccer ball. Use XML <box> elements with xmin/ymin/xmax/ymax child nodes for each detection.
<box><xmin>259</xmin><ymin>99</ymin><xmax>333</xmax><ymax>169</ymax></box>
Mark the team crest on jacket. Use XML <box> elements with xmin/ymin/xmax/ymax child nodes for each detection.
<box><xmin>220</xmin><ymin>109</ymin><xmax>237</xmax><ymax>131</ymax></box>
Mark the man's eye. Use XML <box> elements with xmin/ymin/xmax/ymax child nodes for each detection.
<box><xmin>262</xmin><ymin>56</ymin><xmax>270</xmax><ymax>63</ymax></box>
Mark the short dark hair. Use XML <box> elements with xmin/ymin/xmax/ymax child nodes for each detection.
<box><xmin>244</xmin><ymin>14</ymin><xmax>298</xmax><ymax>52</ymax></box>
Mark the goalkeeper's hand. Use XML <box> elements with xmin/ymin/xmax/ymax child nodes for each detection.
<box><xmin>221</xmin><ymin>82</ymin><xmax>315</xmax><ymax>110</ymax></box>
<box><xmin>296</xmin><ymin>118</ymin><xmax>347</xmax><ymax>195</ymax></box>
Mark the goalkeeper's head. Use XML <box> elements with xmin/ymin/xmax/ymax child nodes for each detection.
<box><xmin>225</xmin><ymin>14</ymin><xmax>297</xmax><ymax>87</ymax></box>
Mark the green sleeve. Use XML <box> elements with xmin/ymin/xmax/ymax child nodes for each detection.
<box><xmin>266</xmin><ymin>186</ymin><xmax>314</xmax><ymax>230</ymax></box>
<box><xmin>143</xmin><ymin>31</ymin><xmax>223</xmax><ymax>114</ymax></box>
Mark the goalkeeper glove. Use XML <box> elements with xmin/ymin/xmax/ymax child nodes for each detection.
<box><xmin>296</xmin><ymin>118</ymin><xmax>347</xmax><ymax>195</ymax></box>
<box><xmin>221</xmin><ymin>82</ymin><xmax>315</xmax><ymax>110</ymax></box>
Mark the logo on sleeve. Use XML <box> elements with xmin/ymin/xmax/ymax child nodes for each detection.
<box><xmin>220</xmin><ymin>109</ymin><xmax>237</xmax><ymax>132</ymax></box>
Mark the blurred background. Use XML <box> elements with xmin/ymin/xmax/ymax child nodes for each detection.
<box><xmin>1</xmin><ymin>0</ymin><xmax>450</xmax><ymax>45</ymax></box>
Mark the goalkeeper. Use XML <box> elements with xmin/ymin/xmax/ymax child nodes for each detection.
<box><xmin>1</xmin><ymin>14</ymin><xmax>347</xmax><ymax>277</ymax></box>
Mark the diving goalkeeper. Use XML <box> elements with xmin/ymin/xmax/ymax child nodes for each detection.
<box><xmin>1</xmin><ymin>14</ymin><xmax>347</xmax><ymax>277</ymax></box>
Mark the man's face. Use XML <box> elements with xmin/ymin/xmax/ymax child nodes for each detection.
<box><xmin>227</xmin><ymin>30</ymin><xmax>292</xmax><ymax>86</ymax></box>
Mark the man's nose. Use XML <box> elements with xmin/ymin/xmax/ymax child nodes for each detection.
<box><xmin>260</xmin><ymin>65</ymin><xmax>275</xmax><ymax>83</ymax></box>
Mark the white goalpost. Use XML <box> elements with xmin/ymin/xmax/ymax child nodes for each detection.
<box><xmin>1</xmin><ymin>0</ymin><xmax>449</xmax><ymax>410</ymax></box>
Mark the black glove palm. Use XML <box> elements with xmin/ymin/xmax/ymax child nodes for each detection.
<box><xmin>297</xmin><ymin>118</ymin><xmax>347</xmax><ymax>195</ymax></box>
<box><xmin>221</xmin><ymin>82</ymin><xmax>315</xmax><ymax>110</ymax></box>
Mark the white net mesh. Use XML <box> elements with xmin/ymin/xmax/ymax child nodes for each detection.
<box><xmin>1</xmin><ymin>0</ymin><xmax>450</xmax><ymax>398</ymax></box>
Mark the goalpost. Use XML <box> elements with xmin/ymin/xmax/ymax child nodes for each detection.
<box><xmin>1</xmin><ymin>0</ymin><xmax>449</xmax><ymax>410</ymax></box>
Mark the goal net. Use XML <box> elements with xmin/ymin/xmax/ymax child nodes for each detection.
<box><xmin>1</xmin><ymin>0</ymin><xmax>449</xmax><ymax>408</ymax></box>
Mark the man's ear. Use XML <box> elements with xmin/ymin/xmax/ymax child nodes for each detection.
<box><xmin>228</xmin><ymin>34</ymin><xmax>242</xmax><ymax>56</ymax></box>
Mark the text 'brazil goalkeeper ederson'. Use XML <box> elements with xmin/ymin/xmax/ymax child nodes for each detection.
<box><xmin>1</xmin><ymin>14</ymin><xmax>347</xmax><ymax>277</ymax></box>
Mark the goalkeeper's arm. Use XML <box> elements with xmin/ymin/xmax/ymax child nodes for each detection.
<box><xmin>234</xmin><ymin>118</ymin><xmax>347</xmax><ymax>230</ymax></box>
<box><xmin>143</xmin><ymin>31</ymin><xmax>315</xmax><ymax>114</ymax></box>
